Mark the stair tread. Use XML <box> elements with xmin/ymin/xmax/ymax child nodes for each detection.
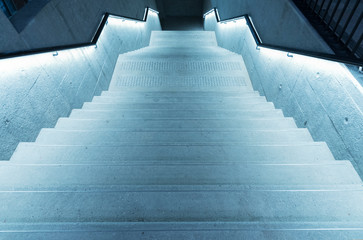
<box><xmin>1</xmin><ymin>222</ymin><xmax>363</xmax><ymax>240</ymax></box>
<box><xmin>101</xmin><ymin>89</ymin><xmax>258</xmax><ymax>95</ymax></box>
<box><xmin>11</xmin><ymin>142</ymin><xmax>336</xmax><ymax>163</ymax></box>
<box><xmin>0</xmin><ymin>189</ymin><xmax>363</xmax><ymax>222</ymax></box>
<box><xmin>35</xmin><ymin>128</ymin><xmax>314</xmax><ymax>145</ymax></box>
<box><xmin>55</xmin><ymin>118</ymin><xmax>298</xmax><ymax>130</ymax></box>
<box><xmin>0</xmin><ymin>222</ymin><xmax>363</xmax><ymax>240</ymax></box>
<box><xmin>81</xmin><ymin>102</ymin><xmax>275</xmax><ymax>110</ymax></box>
<box><xmin>69</xmin><ymin>109</ymin><xmax>285</xmax><ymax>120</ymax></box>
<box><xmin>0</xmin><ymin>161</ymin><xmax>360</xmax><ymax>188</ymax></box>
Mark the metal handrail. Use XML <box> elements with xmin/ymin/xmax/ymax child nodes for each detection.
<box><xmin>294</xmin><ymin>0</ymin><xmax>362</xmax><ymax>60</ymax></box>
<box><xmin>0</xmin><ymin>7</ymin><xmax>159</xmax><ymax>60</ymax></box>
<box><xmin>203</xmin><ymin>8</ymin><xmax>362</xmax><ymax>66</ymax></box>
<box><xmin>0</xmin><ymin>0</ymin><xmax>13</xmax><ymax>16</ymax></box>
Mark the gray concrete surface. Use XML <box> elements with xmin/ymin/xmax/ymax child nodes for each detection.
<box><xmin>204</xmin><ymin>14</ymin><xmax>363</xmax><ymax>176</ymax></box>
<box><xmin>0</xmin><ymin>9</ymin><xmax>161</xmax><ymax>160</ymax></box>
<box><xmin>0</xmin><ymin>11</ymin><xmax>28</xmax><ymax>53</ymax></box>
<box><xmin>0</xmin><ymin>0</ymin><xmax>157</xmax><ymax>53</ymax></box>
<box><xmin>12</xmin><ymin>142</ymin><xmax>336</xmax><ymax>164</ymax></box>
<box><xmin>0</xmin><ymin>222</ymin><xmax>363</xmax><ymax>240</ymax></box>
<box><xmin>3</xmin><ymin>31</ymin><xmax>363</xmax><ymax>238</ymax></box>
<box><xmin>203</xmin><ymin>0</ymin><xmax>334</xmax><ymax>54</ymax></box>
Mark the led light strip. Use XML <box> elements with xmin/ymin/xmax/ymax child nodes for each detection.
<box><xmin>0</xmin><ymin>7</ymin><xmax>159</xmax><ymax>60</ymax></box>
<box><xmin>203</xmin><ymin>8</ymin><xmax>362</xmax><ymax>66</ymax></box>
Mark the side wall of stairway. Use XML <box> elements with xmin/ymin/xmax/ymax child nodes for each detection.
<box><xmin>204</xmin><ymin>15</ymin><xmax>363</xmax><ymax>177</ymax></box>
<box><xmin>0</xmin><ymin>11</ymin><xmax>161</xmax><ymax>160</ymax></box>
<box><xmin>203</xmin><ymin>0</ymin><xmax>333</xmax><ymax>54</ymax></box>
<box><xmin>0</xmin><ymin>0</ymin><xmax>158</xmax><ymax>53</ymax></box>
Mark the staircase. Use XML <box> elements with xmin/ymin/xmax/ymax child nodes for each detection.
<box><xmin>1</xmin><ymin>31</ymin><xmax>363</xmax><ymax>239</ymax></box>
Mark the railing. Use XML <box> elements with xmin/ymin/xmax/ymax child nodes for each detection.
<box><xmin>0</xmin><ymin>7</ymin><xmax>159</xmax><ymax>60</ymax></box>
<box><xmin>0</xmin><ymin>0</ymin><xmax>16</xmax><ymax>17</ymax></box>
<box><xmin>203</xmin><ymin>8</ymin><xmax>362</xmax><ymax>66</ymax></box>
<box><xmin>292</xmin><ymin>0</ymin><xmax>362</xmax><ymax>60</ymax></box>
<box><xmin>0</xmin><ymin>0</ymin><xmax>28</xmax><ymax>17</ymax></box>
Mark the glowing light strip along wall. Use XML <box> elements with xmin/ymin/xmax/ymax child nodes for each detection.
<box><xmin>0</xmin><ymin>7</ymin><xmax>159</xmax><ymax>60</ymax></box>
<box><xmin>204</xmin><ymin>8</ymin><xmax>362</xmax><ymax>66</ymax></box>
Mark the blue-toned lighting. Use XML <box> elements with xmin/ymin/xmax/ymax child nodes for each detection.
<box><xmin>0</xmin><ymin>8</ymin><xmax>159</xmax><ymax>75</ymax></box>
<box><xmin>148</xmin><ymin>8</ymin><xmax>159</xmax><ymax>15</ymax></box>
<box><xmin>203</xmin><ymin>8</ymin><xmax>363</xmax><ymax>97</ymax></box>
<box><xmin>203</xmin><ymin>9</ymin><xmax>215</xmax><ymax>18</ymax></box>
<box><xmin>143</xmin><ymin>8</ymin><xmax>148</xmax><ymax>21</ymax></box>
<box><xmin>215</xmin><ymin>8</ymin><xmax>221</xmax><ymax>22</ymax></box>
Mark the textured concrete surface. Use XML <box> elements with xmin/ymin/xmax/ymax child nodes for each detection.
<box><xmin>0</xmin><ymin>0</ymin><xmax>158</xmax><ymax>53</ymax></box>
<box><xmin>9</xmin><ymin>0</ymin><xmax>51</xmax><ymax>32</ymax></box>
<box><xmin>0</xmin><ymin>10</ymin><xmax>161</xmax><ymax>159</ymax></box>
<box><xmin>203</xmin><ymin>0</ymin><xmax>334</xmax><ymax>54</ymax></box>
<box><xmin>0</xmin><ymin>32</ymin><xmax>363</xmax><ymax>240</ymax></box>
<box><xmin>12</xmin><ymin>142</ymin><xmax>336</xmax><ymax>164</ymax></box>
<box><xmin>0</xmin><ymin>222</ymin><xmax>363</xmax><ymax>240</ymax></box>
<box><xmin>204</xmin><ymin>13</ymin><xmax>363</xmax><ymax>177</ymax></box>
<box><xmin>0</xmin><ymin>11</ymin><xmax>28</xmax><ymax>53</ymax></box>
<box><xmin>3</xmin><ymin>31</ymin><xmax>363</xmax><ymax>238</ymax></box>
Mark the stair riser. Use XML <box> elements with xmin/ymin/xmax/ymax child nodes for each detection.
<box><xmin>81</xmin><ymin>103</ymin><xmax>275</xmax><ymax>111</ymax></box>
<box><xmin>92</xmin><ymin>96</ymin><xmax>265</xmax><ymax>104</ymax></box>
<box><xmin>150</xmin><ymin>40</ymin><xmax>217</xmax><ymax>47</ymax></box>
<box><xmin>2</xmin><ymin>228</ymin><xmax>363</xmax><ymax>240</ymax></box>
<box><xmin>55</xmin><ymin>118</ymin><xmax>297</xmax><ymax>130</ymax></box>
<box><xmin>151</xmin><ymin>31</ymin><xmax>216</xmax><ymax>38</ymax></box>
<box><xmin>0</xmin><ymin>191</ymin><xmax>362</xmax><ymax>222</ymax></box>
<box><xmin>101</xmin><ymin>91</ymin><xmax>259</xmax><ymax>97</ymax></box>
<box><xmin>36</xmin><ymin>130</ymin><xmax>313</xmax><ymax>145</ymax></box>
<box><xmin>0</xmin><ymin>163</ymin><xmax>359</xmax><ymax>188</ymax></box>
<box><xmin>119</xmin><ymin>55</ymin><xmax>242</xmax><ymax>61</ymax></box>
<box><xmin>11</xmin><ymin>143</ymin><xmax>335</xmax><ymax>163</ymax></box>
<box><xmin>69</xmin><ymin>110</ymin><xmax>284</xmax><ymax>119</ymax></box>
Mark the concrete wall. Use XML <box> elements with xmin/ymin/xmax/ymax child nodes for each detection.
<box><xmin>0</xmin><ymin>10</ymin><xmax>161</xmax><ymax>160</ymax></box>
<box><xmin>0</xmin><ymin>0</ymin><xmax>158</xmax><ymax>53</ymax></box>
<box><xmin>0</xmin><ymin>11</ymin><xmax>28</xmax><ymax>53</ymax></box>
<box><xmin>203</xmin><ymin>0</ymin><xmax>334</xmax><ymax>54</ymax></box>
<box><xmin>205</xmin><ymin>13</ymin><xmax>363</xmax><ymax>177</ymax></box>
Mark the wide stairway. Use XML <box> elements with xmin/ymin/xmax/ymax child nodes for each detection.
<box><xmin>1</xmin><ymin>31</ymin><xmax>363</xmax><ymax>239</ymax></box>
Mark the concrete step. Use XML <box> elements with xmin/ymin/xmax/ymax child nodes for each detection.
<box><xmin>151</xmin><ymin>31</ymin><xmax>217</xmax><ymax>39</ymax></box>
<box><xmin>109</xmin><ymin>75</ymin><xmax>248</xmax><ymax>88</ymax></box>
<box><xmin>122</xmin><ymin>46</ymin><xmax>240</xmax><ymax>58</ymax></box>
<box><xmin>118</xmin><ymin>54</ymin><xmax>243</xmax><ymax>62</ymax></box>
<box><xmin>81</xmin><ymin>102</ymin><xmax>275</xmax><ymax>111</ymax></box>
<box><xmin>69</xmin><ymin>109</ymin><xmax>285</xmax><ymax>119</ymax></box>
<box><xmin>150</xmin><ymin>39</ymin><xmax>217</xmax><ymax>47</ymax></box>
<box><xmin>0</xmin><ymin>162</ymin><xmax>360</xmax><ymax>189</ymax></box>
<box><xmin>35</xmin><ymin>129</ymin><xmax>314</xmax><ymax>145</ymax></box>
<box><xmin>92</xmin><ymin>95</ymin><xmax>266</xmax><ymax>104</ymax></box>
<box><xmin>11</xmin><ymin>142</ymin><xmax>336</xmax><ymax>163</ymax></box>
<box><xmin>0</xmin><ymin>188</ymin><xmax>363</xmax><ymax>222</ymax></box>
<box><xmin>101</xmin><ymin>89</ymin><xmax>258</xmax><ymax>96</ymax></box>
<box><xmin>149</xmin><ymin>31</ymin><xmax>218</xmax><ymax>47</ymax></box>
<box><xmin>55</xmin><ymin>118</ymin><xmax>298</xmax><ymax>130</ymax></box>
<box><xmin>119</xmin><ymin>52</ymin><xmax>243</xmax><ymax>61</ymax></box>
<box><xmin>1</xmin><ymin>222</ymin><xmax>362</xmax><ymax>240</ymax></box>
<box><xmin>112</xmin><ymin>60</ymin><xmax>245</xmax><ymax>73</ymax></box>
